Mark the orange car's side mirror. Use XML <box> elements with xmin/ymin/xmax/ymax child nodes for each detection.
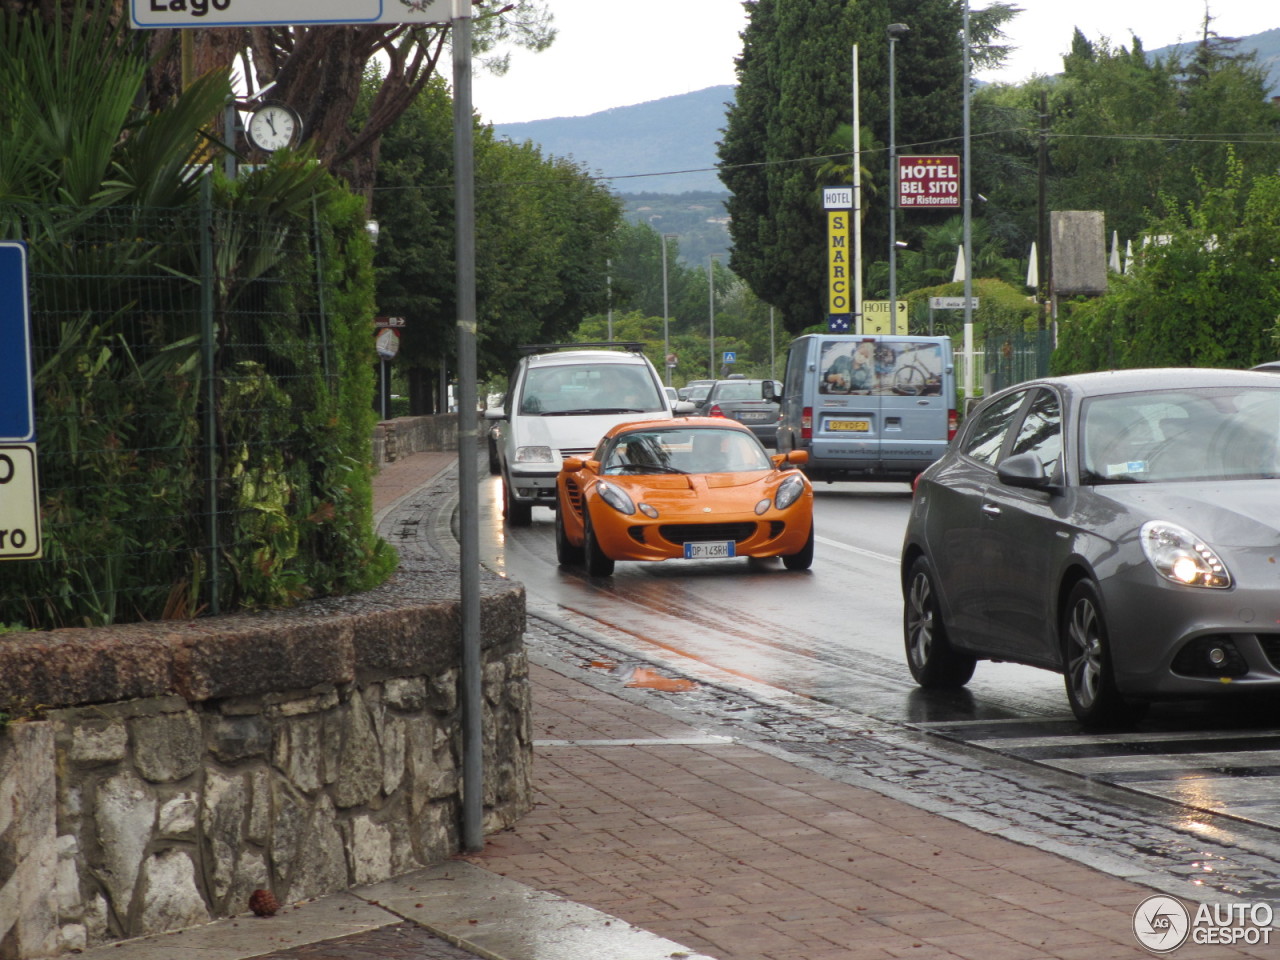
<box><xmin>562</xmin><ymin>457</ymin><xmax>586</xmax><ymax>471</ymax></box>
<box><xmin>772</xmin><ymin>450</ymin><xmax>809</xmax><ymax>468</ymax></box>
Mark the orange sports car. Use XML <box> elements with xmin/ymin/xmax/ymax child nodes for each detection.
<box><xmin>554</xmin><ymin>418</ymin><xmax>814</xmax><ymax>576</ymax></box>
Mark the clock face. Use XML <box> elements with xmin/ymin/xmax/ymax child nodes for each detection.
<box><xmin>247</xmin><ymin>104</ymin><xmax>300</xmax><ymax>152</ymax></box>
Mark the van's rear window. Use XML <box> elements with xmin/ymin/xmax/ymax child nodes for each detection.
<box><xmin>818</xmin><ymin>340</ymin><xmax>943</xmax><ymax>397</ymax></box>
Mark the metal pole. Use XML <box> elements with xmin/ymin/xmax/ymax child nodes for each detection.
<box><xmin>661</xmin><ymin>237</ymin><xmax>671</xmax><ymax>386</ymax></box>
<box><xmin>887</xmin><ymin>24</ymin><xmax>908</xmax><ymax>336</ymax></box>
<box><xmin>606</xmin><ymin>259</ymin><xmax>613</xmax><ymax>340</ymax></box>
<box><xmin>452</xmin><ymin>0</ymin><xmax>484</xmax><ymax>854</ymax></box>
<box><xmin>852</xmin><ymin>44</ymin><xmax>863</xmax><ymax>334</ymax></box>
<box><xmin>769</xmin><ymin>307</ymin><xmax>775</xmax><ymax>379</ymax></box>
<box><xmin>707</xmin><ymin>255</ymin><xmax>716</xmax><ymax>377</ymax></box>
<box><xmin>962</xmin><ymin>2</ymin><xmax>975</xmax><ymax>402</ymax></box>
<box><xmin>200</xmin><ymin>176</ymin><xmax>220</xmax><ymax>617</ymax></box>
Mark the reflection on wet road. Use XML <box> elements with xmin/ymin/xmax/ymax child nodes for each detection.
<box><xmin>478</xmin><ymin>471</ymin><xmax>1280</xmax><ymax>836</ymax></box>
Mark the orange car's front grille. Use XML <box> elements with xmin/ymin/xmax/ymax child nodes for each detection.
<box><xmin>657</xmin><ymin>522</ymin><xmax>757</xmax><ymax>545</ymax></box>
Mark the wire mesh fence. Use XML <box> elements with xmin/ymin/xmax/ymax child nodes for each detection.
<box><xmin>1</xmin><ymin>192</ymin><xmax>388</xmax><ymax>630</ymax></box>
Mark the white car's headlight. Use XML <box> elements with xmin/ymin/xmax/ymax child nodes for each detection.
<box><xmin>596</xmin><ymin>480</ymin><xmax>636</xmax><ymax>515</ymax></box>
<box><xmin>514</xmin><ymin>445</ymin><xmax>554</xmax><ymax>463</ymax></box>
<box><xmin>774</xmin><ymin>474</ymin><xmax>807</xmax><ymax>511</ymax></box>
<box><xmin>1140</xmin><ymin>520</ymin><xmax>1231</xmax><ymax>588</ymax></box>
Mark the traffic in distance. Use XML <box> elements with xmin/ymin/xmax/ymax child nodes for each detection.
<box><xmin>485</xmin><ymin>340</ymin><xmax>1280</xmax><ymax>724</ymax></box>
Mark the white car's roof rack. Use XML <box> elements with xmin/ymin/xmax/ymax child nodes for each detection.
<box><xmin>519</xmin><ymin>341</ymin><xmax>645</xmax><ymax>355</ymax></box>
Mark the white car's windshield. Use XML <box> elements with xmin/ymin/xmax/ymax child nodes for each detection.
<box><xmin>1081</xmin><ymin>387</ymin><xmax>1280</xmax><ymax>483</ymax></box>
<box><xmin>519</xmin><ymin>364</ymin><xmax>664</xmax><ymax>415</ymax></box>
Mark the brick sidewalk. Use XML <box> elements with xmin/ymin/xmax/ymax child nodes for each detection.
<box><xmin>463</xmin><ymin>659</ymin><xmax>1265</xmax><ymax>960</ymax></box>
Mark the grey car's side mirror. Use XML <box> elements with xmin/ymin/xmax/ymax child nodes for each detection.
<box><xmin>997</xmin><ymin>452</ymin><xmax>1057</xmax><ymax>491</ymax></box>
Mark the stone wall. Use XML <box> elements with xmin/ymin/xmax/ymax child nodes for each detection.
<box><xmin>0</xmin><ymin>574</ymin><xmax>530</xmax><ymax>959</ymax></box>
<box><xmin>373</xmin><ymin>414</ymin><xmax>464</xmax><ymax>466</ymax></box>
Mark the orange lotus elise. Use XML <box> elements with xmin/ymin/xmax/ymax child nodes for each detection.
<box><xmin>554</xmin><ymin>418</ymin><xmax>814</xmax><ymax>576</ymax></box>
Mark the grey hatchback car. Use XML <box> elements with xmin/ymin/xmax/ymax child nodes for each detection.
<box><xmin>901</xmin><ymin>368</ymin><xmax>1280</xmax><ymax>726</ymax></box>
<box><xmin>700</xmin><ymin>378</ymin><xmax>781</xmax><ymax>445</ymax></box>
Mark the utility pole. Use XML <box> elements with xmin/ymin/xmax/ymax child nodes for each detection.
<box><xmin>1037</xmin><ymin>90</ymin><xmax>1049</xmax><ymax>330</ymax></box>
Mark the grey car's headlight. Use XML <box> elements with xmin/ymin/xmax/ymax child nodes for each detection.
<box><xmin>774</xmin><ymin>474</ymin><xmax>806</xmax><ymax>511</ymax></box>
<box><xmin>514</xmin><ymin>445</ymin><xmax>554</xmax><ymax>463</ymax></box>
<box><xmin>596</xmin><ymin>480</ymin><xmax>636</xmax><ymax>515</ymax></box>
<box><xmin>1140</xmin><ymin>521</ymin><xmax>1232</xmax><ymax>588</ymax></box>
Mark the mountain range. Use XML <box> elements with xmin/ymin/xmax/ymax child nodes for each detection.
<box><xmin>489</xmin><ymin>29</ymin><xmax>1280</xmax><ymax>265</ymax></box>
<box><xmin>490</xmin><ymin>29</ymin><xmax>1280</xmax><ymax>198</ymax></box>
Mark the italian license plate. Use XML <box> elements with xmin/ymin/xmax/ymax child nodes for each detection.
<box><xmin>684</xmin><ymin>541</ymin><xmax>736</xmax><ymax>560</ymax></box>
<box><xmin>739</xmin><ymin>412</ymin><xmax>768</xmax><ymax>421</ymax></box>
<box><xmin>828</xmin><ymin>419</ymin><xmax>870</xmax><ymax>432</ymax></box>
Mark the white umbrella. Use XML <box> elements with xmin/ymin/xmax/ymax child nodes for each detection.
<box><xmin>951</xmin><ymin>245</ymin><xmax>966</xmax><ymax>283</ymax></box>
<box><xmin>1124</xmin><ymin>238</ymin><xmax>1134</xmax><ymax>274</ymax></box>
<box><xmin>1026</xmin><ymin>241</ymin><xmax>1039</xmax><ymax>290</ymax></box>
<box><xmin>1109</xmin><ymin>230</ymin><xmax>1121</xmax><ymax>273</ymax></box>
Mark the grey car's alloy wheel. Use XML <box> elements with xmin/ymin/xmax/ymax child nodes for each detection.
<box><xmin>582</xmin><ymin>508</ymin><xmax>615</xmax><ymax>577</ymax></box>
<box><xmin>1061</xmin><ymin>579</ymin><xmax>1144</xmax><ymax>727</ymax></box>
<box><xmin>903</xmin><ymin>556</ymin><xmax>976</xmax><ymax>688</ymax></box>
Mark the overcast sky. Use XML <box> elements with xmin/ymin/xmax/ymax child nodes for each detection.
<box><xmin>471</xmin><ymin>2</ymin><xmax>1278</xmax><ymax>124</ymax></box>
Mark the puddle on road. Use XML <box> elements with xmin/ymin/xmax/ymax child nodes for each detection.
<box><xmin>588</xmin><ymin>659</ymin><xmax>698</xmax><ymax>692</ymax></box>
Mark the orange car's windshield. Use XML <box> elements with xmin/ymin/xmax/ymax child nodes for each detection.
<box><xmin>602</xmin><ymin>428</ymin><xmax>771</xmax><ymax>475</ymax></box>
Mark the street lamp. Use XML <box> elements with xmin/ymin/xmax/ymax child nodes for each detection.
<box><xmin>707</xmin><ymin>254</ymin><xmax>720</xmax><ymax>377</ymax></box>
<box><xmin>662</xmin><ymin>234</ymin><xmax>678</xmax><ymax>386</ymax></box>
<box><xmin>887</xmin><ymin>22</ymin><xmax>909</xmax><ymax>335</ymax></box>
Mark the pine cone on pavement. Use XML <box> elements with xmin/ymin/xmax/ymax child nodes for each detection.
<box><xmin>248</xmin><ymin>889</ymin><xmax>279</xmax><ymax>917</ymax></box>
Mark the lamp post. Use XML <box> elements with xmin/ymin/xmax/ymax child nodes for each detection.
<box><xmin>662</xmin><ymin>234</ymin><xmax>677</xmax><ymax>386</ymax></box>
<box><xmin>887</xmin><ymin>22</ymin><xmax>909</xmax><ymax>335</ymax></box>
<box><xmin>708</xmin><ymin>254</ymin><xmax>720</xmax><ymax>377</ymax></box>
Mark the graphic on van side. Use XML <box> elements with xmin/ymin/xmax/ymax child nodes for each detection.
<box><xmin>818</xmin><ymin>339</ymin><xmax>944</xmax><ymax>397</ymax></box>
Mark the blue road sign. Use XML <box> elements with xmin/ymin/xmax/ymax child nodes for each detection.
<box><xmin>723</xmin><ymin>351</ymin><xmax>736</xmax><ymax>364</ymax></box>
<box><xmin>0</xmin><ymin>242</ymin><xmax>33</xmax><ymax>442</ymax></box>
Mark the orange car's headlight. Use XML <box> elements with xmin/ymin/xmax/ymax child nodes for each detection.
<box><xmin>596</xmin><ymin>480</ymin><xmax>636</xmax><ymax>516</ymax></box>
<box><xmin>774</xmin><ymin>474</ymin><xmax>807</xmax><ymax>511</ymax></box>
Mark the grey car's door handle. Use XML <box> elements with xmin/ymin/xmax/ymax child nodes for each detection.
<box><xmin>981</xmin><ymin>503</ymin><xmax>1001</xmax><ymax>517</ymax></box>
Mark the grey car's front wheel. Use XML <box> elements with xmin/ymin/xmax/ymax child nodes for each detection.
<box><xmin>1061</xmin><ymin>579</ymin><xmax>1144</xmax><ymax>728</ymax></box>
<box><xmin>903</xmin><ymin>556</ymin><xmax>975</xmax><ymax>688</ymax></box>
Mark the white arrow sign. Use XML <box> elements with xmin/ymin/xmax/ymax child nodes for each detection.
<box><xmin>131</xmin><ymin>0</ymin><xmax>450</xmax><ymax>29</ymax></box>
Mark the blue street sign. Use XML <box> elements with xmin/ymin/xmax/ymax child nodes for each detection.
<box><xmin>828</xmin><ymin>314</ymin><xmax>852</xmax><ymax>333</ymax></box>
<box><xmin>723</xmin><ymin>351</ymin><xmax>736</xmax><ymax>364</ymax></box>
<box><xmin>0</xmin><ymin>242</ymin><xmax>34</xmax><ymax>443</ymax></box>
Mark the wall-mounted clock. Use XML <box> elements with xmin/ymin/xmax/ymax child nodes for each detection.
<box><xmin>246</xmin><ymin>103</ymin><xmax>302</xmax><ymax>152</ymax></box>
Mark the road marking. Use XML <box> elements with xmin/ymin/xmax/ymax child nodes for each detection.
<box><xmin>815</xmin><ymin>535</ymin><xmax>897</xmax><ymax>564</ymax></box>
<box><xmin>536</xmin><ymin>736</ymin><xmax>735</xmax><ymax>747</ymax></box>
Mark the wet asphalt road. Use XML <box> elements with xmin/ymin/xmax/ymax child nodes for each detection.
<box><xmin>465</xmin><ymin>466</ymin><xmax>1280</xmax><ymax>890</ymax></box>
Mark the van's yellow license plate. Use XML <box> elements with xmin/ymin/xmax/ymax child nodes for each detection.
<box><xmin>828</xmin><ymin>420</ymin><xmax>870</xmax><ymax>432</ymax></box>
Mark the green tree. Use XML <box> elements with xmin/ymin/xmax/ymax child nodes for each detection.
<box><xmin>1054</xmin><ymin>155</ymin><xmax>1280</xmax><ymax>373</ymax></box>
<box><xmin>372</xmin><ymin>82</ymin><xmax>625</xmax><ymax>407</ymax></box>
<box><xmin>720</xmin><ymin>0</ymin><xmax>1014</xmax><ymax>332</ymax></box>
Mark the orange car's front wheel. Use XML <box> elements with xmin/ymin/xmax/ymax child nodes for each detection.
<box><xmin>583</xmin><ymin>507</ymin><xmax>616</xmax><ymax>577</ymax></box>
<box><xmin>555</xmin><ymin>505</ymin><xmax>584</xmax><ymax>566</ymax></box>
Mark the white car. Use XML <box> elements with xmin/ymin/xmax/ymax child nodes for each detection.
<box><xmin>486</xmin><ymin>342</ymin><xmax>692</xmax><ymax>525</ymax></box>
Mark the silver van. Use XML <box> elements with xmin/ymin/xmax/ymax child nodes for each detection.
<box><xmin>775</xmin><ymin>334</ymin><xmax>957</xmax><ymax>483</ymax></box>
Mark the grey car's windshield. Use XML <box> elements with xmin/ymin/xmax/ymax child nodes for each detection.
<box><xmin>1080</xmin><ymin>387</ymin><xmax>1280</xmax><ymax>484</ymax></box>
